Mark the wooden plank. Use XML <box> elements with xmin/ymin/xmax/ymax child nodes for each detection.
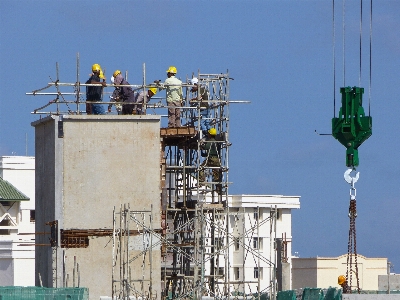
<box><xmin>202</xmin><ymin>204</ymin><xmax>224</xmax><ymax>209</ymax></box>
<box><xmin>160</xmin><ymin>127</ymin><xmax>196</xmax><ymax>137</ymax></box>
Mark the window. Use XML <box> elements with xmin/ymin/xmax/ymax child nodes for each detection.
<box><xmin>253</xmin><ymin>237</ymin><xmax>258</xmax><ymax>249</ymax></box>
<box><xmin>254</xmin><ymin>267</ymin><xmax>259</xmax><ymax>279</ymax></box>
<box><xmin>254</xmin><ymin>267</ymin><xmax>263</xmax><ymax>279</ymax></box>
<box><xmin>0</xmin><ymin>219</ymin><xmax>11</xmax><ymax>235</ymax></box>
<box><xmin>218</xmin><ymin>267</ymin><xmax>224</xmax><ymax>276</ymax></box>
<box><xmin>254</xmin><ymin>208</ymin><xmax>258</xmax><ymax>220</ymax></box>
<box><xmin>234</xmin><ymin>238</ymin><xmax>240</xmax><ymax>251</ymax></box>
<box><xmin>234</xmin><ymin>267</ymin><xmax>239</xmax><ymax>280</ymax></box>
<box><xmin>30</xmin><ymin>210</ymin><xmax>35</xmax><ymax>222</ymax></box>
<box><xmin>253</xmin><ymin>208</ymin><xmax>259</xmax><ymax>220</ymax></box>
<box><xmin>0</xmin><ymin>201</ymin><xmax>13</xmax><ymax>207</ymax></box>
<box><xmin>215</xmin><ymin>237</ymin><xmax>224</xmax><ymax>249</ymax></box>
<box><xmin>253</xmin><ymin>237</ymin><xmax>262</xmax><ymax>250</ymax></box>
<box><xmin>272</xmin><ymin>208</ymin><xmax>281</xmax><ymax>220</ymax></box>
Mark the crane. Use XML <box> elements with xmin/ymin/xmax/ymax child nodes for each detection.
<box><xmin>331</xmin><ymin>0</ymin><xmax>373</xmax><ymax>294</ymax></box>
<box><xmin>332</xmin><ymin>85</ymin><xmax>372</xmax><ymax>294</ymax></box>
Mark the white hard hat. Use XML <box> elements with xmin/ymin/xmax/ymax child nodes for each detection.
<box><xmin>111</xmin><ymin>76</ymin><xmax>115</xmax><ymax>84</ymax></box>
<box><xmin>190</xmin><ymin>77</ymin><xmax>198</xmax><ymax>85</ymax></box>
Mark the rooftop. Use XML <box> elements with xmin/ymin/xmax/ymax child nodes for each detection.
<box><xmin>0</xmin><ymin>177</ymin><xmax>30</xmax><ymax>201</ymax></box>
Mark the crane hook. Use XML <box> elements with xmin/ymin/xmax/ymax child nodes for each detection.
<box><xmin>344</xmin><ymin>168</ymin><xmax>359</xmax><ymax>185</ymax></box>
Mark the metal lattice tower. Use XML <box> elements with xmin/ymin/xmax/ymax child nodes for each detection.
<box><xmin>160</xmin><ymin>72</ymin><xmax>231</xmax><ymax>298</ymax></box>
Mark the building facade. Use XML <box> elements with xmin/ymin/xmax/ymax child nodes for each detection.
<box><xmin>223</xmin><ymin>195</ymin><xmax>300</xmax><ymax>295</ymax></box>
<box><xmin>0</xmin><ymin>156</ymin><xmax>35</xmax><ymax>286</ymax></box>
<box><xmin>292</xmin><ymin>254</ymin><xmax>388</xmax><ymax>291</ymax></box>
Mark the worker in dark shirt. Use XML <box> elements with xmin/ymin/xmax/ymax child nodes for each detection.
<box><xmin>199</xmin><ymin>128</ymin><xmax>222</xmax><ymax>193</ymax></box>
<box><xmin>86</xmin><ymin>64</ymin><xmax>106</xmax><ymax>115</ymax></box>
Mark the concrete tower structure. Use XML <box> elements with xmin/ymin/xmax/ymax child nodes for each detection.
<box><xmin>32</xmin><ymin>115</ymin><xmax>161</xmax><ymax>300</ymax></box>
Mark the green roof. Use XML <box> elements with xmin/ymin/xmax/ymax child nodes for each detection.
<box><xmin>0</xmin><ymin>177</ymin><xmax>30</xmax><ymax>201</ymax></box>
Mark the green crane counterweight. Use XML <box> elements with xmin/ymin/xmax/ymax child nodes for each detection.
<box><xmin>332</xmin><ymin>86</ymin><xmax>372</xmax><ymax>167</ymax></box>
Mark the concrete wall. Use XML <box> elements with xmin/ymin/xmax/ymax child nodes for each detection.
<box><xmin>33</xmin><ymin>115</ymin><xmax>59</xmax><ymax>288</ymax></box>
<box><xmin>281</xmin><ymin>262</ymin><xmax>291</xmax><ymax>291</ymax></box>
<box><xmin>0</xmin><ymin>241</ymin><xmax>13</xmax><ymax>285</ymax></box>
<box><xmin>343</xmin><ymin>296</ymin><xmax>400</xmax><ymax>300</ymax></box>
<box><xmin>379</xmin><ymin>275</ymin><xmax>400</xmax><ymax>291</ymax></box>
<box><xmin>14</xmin><ymin>258</ymin><xmax>35</xmax><ymax>286</ymax></box>
<box><xmin>33</xmin><ymin>115</ymin><xmax>161</xmax><ymax>300</ymax></box>
<box><xmin>292</xmin><ymin>257</ymin><xmax>318</xmax><ymax>288</ymax></box>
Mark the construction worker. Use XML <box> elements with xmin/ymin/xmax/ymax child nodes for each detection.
<box><xmin>199</xmin><ymin>128</ymin><xmax>221</xmax><ymax>193</ymax></box>
<box><xmin>86</xmin><ymin>64</ymin><xmax>107</xmax><ymax>115</ymax></box>
<box><xmin>338</xmin><ymin>275</ymin><xmax>351</xmax><ymax>294</ymax></box>
<box><xmin>160</xmin><ymin>66</ymin><xmax>183</xmax><ymax>127</ymax></box>
<box><xmin>111</xmin><ymin>70</ymin><xmax>136</xmax><ymax>115</ymax></box>
<box><xmin>134</xmin><ymin>87</ymin><xmax>157</xmax><ymax>115</ymax></box>
<box><xmin>190</xmin><ymin>77</ymin><xmax>210</xmax><ymax>134</ymax></box>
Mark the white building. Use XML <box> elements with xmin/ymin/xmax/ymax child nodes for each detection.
<box><xmin>227</xmin><ymin>195</ymin><xmax>300</xmax><ymax>294</ymax></box>
<box><xmin>196</xmin><ymin>194</ymin><xmax>300</xmax><ymax>296</ymax></box>
<box><xmin>0</xmin><ymin>156</ymin><xmax>35</xmax><ymax>286</ymax></box>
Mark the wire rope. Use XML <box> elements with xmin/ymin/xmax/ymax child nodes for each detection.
<box><xmin>342</xmin><ymin>0</ymin><xmax>346</xmax><ymax>86</ymax></box>
<box><xmin>359</xmin><ymin>0</ymin><xmax>363</xmax><ymax>86</ymax></box>
<box><xmin>333</xmin><ymin>0</ymin><xmax>336</xmax><ymax>117</ymax></box>
<box><xmin>369</xmin><ymin>0</ymin><xmax>372</xmax><ymax>116</ymax></box>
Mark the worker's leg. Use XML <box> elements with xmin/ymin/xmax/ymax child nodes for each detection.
<box><xmin>92</xmin><ymin>103</ymin><xmax>105</xmax><ymax>115</ymax></box>
<box><xmin>198</xmin><ymin>160</ymin><xmax>208</xmax><ymax>184</ymax></box>
<box><xmin>86</xmin><ymin>102</ymin><xmax>93</xmax><ymax>115</ymax></box>
<box><xmin>174</xmin><ymin>102</ymin><xmax>181</xmax><ymax>127</ymax></box>
<box><xmin>210</xmin><ymin>157</ymin><xmax>222</xmax><ymax>193</ymax></box>
<box><xmin>209</xmin><ymin>157</ymin><xmax>221</xmax><ymax>182</ymax></box>
<box><xmin>168</xmin><ymin>102</ymin><xmax>175</xmax><ymax>127</ymax></box>
<box><xmin>122</xmin><ymin>103</ymin><xmax>134</xmax><ymax>115</ymax></box>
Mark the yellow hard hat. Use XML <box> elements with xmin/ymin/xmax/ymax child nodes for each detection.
<box><xmin>99</xmin><ymin>70</ymin><xmax>105</xmax><ymax>79</ymax></box>
<box><xmin>92</xmin><ymin>64</ymin><xmax>101</xmax><ymax>72</ymax></box>
<box><xmin>166</xmin><ymin>66</ymin><xmax>177</xmax><ymax>74</ymax></box>
<box><xmin>149</xmin><ymin>87</ymin><xmax>157</xmax><ymax>95</ymax></box>
<box><xmin>338</xmin><ymin>275</ymin><xmax>346</xmax><ymax>285</ymax></box>
<box><xmin>208</xmin><ymin>128</ymin><xmax>217</xmax><ymax>136</ymax></box>
<box><xmin>113</xmin><ymin>70</ymin><xmax>121</xmax><ymax>78</ymax></box>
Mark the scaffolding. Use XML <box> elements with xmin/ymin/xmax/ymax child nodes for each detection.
<box><xmin>112</xmin><ymin>204</ymin><xmax>278</xmax><ymax>300</ymax></box>
<box><xmin>28</xmin><ymin>56</ymin><xmax>280</xmax><ymax>300</ymax></box>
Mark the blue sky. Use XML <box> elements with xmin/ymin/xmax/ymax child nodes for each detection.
<box><xmin>1</xmin><ymin>0</ymin><xmax>400</xmax><ymax>275</ymax></box>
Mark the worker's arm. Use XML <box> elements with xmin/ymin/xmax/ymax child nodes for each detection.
<box><xmin>154</xmin><ymin>80</ymin><xmax>165</xmax><ymax>91</ymax></box>
<box><xmin>108</xmin><ymin>89</ymin><xmax>120</xmax><ymax>112</ymax></box>
<box><xmin>90</xmin><ymin>79</ymin><xmax>107</xmax><ymax>87</ymax></box>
